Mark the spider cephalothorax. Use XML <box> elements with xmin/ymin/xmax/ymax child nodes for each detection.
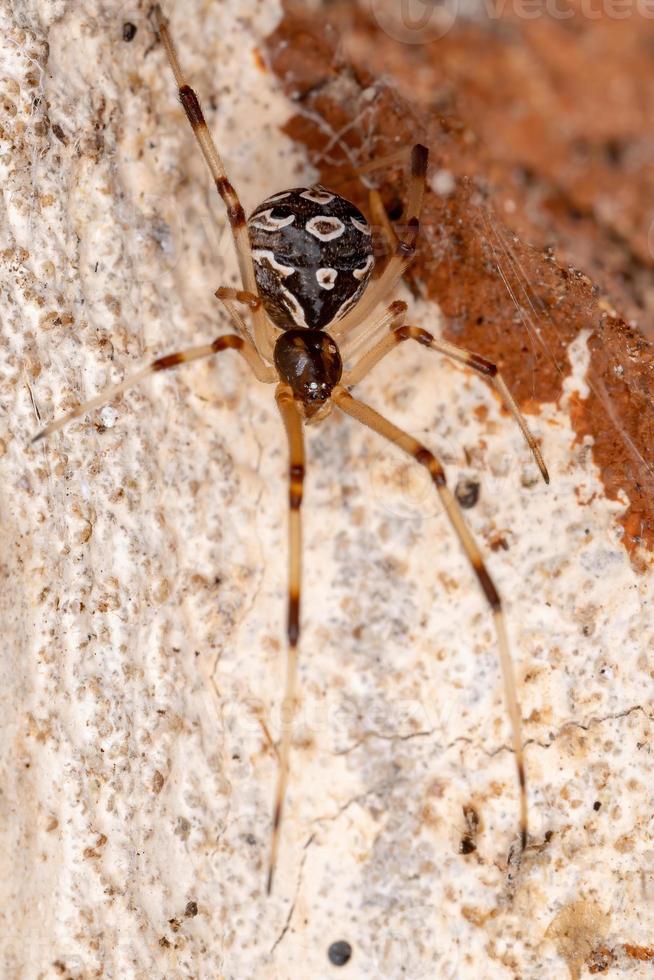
<box><xmin>273</xmin><ymin>328</ymin><xmax>343</xmax><ymax>419</ymax></box>
<box><xmin>248</xmin><ymin>187</ymin><xmax>375</xmax><ymax>332</ymax></box>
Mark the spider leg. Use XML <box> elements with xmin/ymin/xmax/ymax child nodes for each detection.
<box><xmin>327</xmin><ymin>147</ymin><xmax>412</xmax><ymax>190</ymax></box>
<box><xmin>214</xmin><ymin>286</ymin><xmax>262</xmax><ymax>346</ymax></box>
<box><xmin>267</xmin><ymin>385</ymin><xmax>305</xmax><ymax>895</ymax></box>
<box><xmin>331</xmin><ymin>144</ymin><xmax>429</xmax><ymax>336</ymax></box>
<box><xmin>327</xmin><ymin>148</ymin><xmax>411</xmax><ymax>260</ymax></box>
<box><xmin>214</xmin><ymin>286</ymin><xmax>262</xmax><ymax>313</ymax></box>
<box><xmin>153</xmin><ymin>6</ymin><xmax>253</xmax><ymax>289</ymax></box>
<box><xmin>354</xmin><ymin>146</ymin><xmax>416</xmax><ymax>178</ymax></box>
<box><xmin>368</xmin><ymin>187</ymin><xmax>398</xmax><ymax>257</ymax></box>
<box><xmin>31</xmin><ymin>334</ymin><xmax>275</xmax><ymax>442</ymax></box>
<box><xmin>332</xmin><ymin>385</ymin><xmax>528</xmax><ymax>852</ymax></box>
<box><xmin>152</xmin><ymin>6</ymin><xmax>275</xmax><ymax>359</ymax></box>
<box><xmin>335</xmin><ymin>300</ymin><xmax>407</xmax><ymax>361</ymax></box>
<box><xmin>343</xmin><ymin>325</ymin><xmax>549</xmax><ymax>484</ymax></box>
<box><xmin>329</xmin><ymin>191</ymin><xmax>400</xmax><ymax>350</ymax></box>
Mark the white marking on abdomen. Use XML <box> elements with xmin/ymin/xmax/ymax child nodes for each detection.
<box><xmin>351</xmin><ymin>216</ymin><xmax>372</xmax><ymax>236</ymax></box>
<box><xmin>306</xmin><ymin>216</ymin><xmax>346</xmax><ymax>241</ymax></box>
<box><xmin>301</xmin><ymin>187</ymin><xmax>336</xmax><ymax>205</ymax></box>
<box><xmin>280</xmin><ymin>283</ymin><xmax>309</xmax><ymax>328</ymax></box>
<box><xmin>252</xmin><ymin>249</ymin><xmax>296</xmax><ymax>278</ymax></box>
<box><xmin>250</xmin><ymin>208</ymin><xmax>296</xmax><ymax>231</ymax></box>
<box><xmin>316</xmin><ymin>267</ymin><xmax>338</xmax><ymax>290</ymax></box>
<box><xmin>353</xmin><ymin>254</ymin><xmax>374</xmax><ymax>280</ymax></box>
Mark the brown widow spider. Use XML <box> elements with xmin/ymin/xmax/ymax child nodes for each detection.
<box><xmin>33</xmin><ymin>5</ymin><xmax>549</xmax><ymax>894</ymax></box>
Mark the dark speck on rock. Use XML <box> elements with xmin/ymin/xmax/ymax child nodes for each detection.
<box><xmin>328</xmin><ymin>940</ymin><xmax>352</xmax><ymax>966</ymax></box>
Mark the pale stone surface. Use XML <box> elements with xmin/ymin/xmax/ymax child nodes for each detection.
<box><xmin>1</xmin><ymin>1</ymin><xmax>653</xmax><ymax>978</ymax></box>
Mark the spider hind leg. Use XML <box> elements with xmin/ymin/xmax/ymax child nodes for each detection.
<box><xmin>333</xmin><ymin>385</ymin><xmax>529</xmax><ymax>852</ymax></box>
<box><xmin>268</xmin><ymin>385</ymin><xmax>306</xmax><ymax>894</ymax></box>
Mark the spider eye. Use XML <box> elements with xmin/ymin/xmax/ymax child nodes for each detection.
<box><xmin>304</xmin><ymin>379</ymin><xmax>330</xmax><ymax>402</ymax></box>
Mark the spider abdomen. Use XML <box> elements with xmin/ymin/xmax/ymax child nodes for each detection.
<box><xmin>248</xmin><ymin>187</ymin><xmax>374</xmax><ymax>332</ymax></box>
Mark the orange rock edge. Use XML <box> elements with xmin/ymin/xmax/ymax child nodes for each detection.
<box><xmin>264</xmin><ymin>2</ymin><xmax>654</xmax><ymax>561</ymax></box>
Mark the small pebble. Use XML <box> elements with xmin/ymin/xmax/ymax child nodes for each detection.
<box><xmin>328</xmin><ymin>940</ymin><xmax>352</xmax><ymax>966</ymax></box>
<box><xmin>455</xmin><ymin>477</ymin><xmax>480</xmax><ymax>509</ymax></box>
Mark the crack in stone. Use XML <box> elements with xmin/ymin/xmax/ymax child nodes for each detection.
<box><xmin>334</xmin><ymin>727</ymin><xmax>437</xmax><ymax>755</ymax></box>
<box><xmin>307</xmin><ymin>776</ymin><xmax>396</xmax><ymax>831</ymax></box>
<box><xmin>490</xmin><ymin>703</ymin><xmax>650</xmax><ymax>757</ymax></box>
<box><xmin>331</xmin><ymin>705</ymin><xmax>650</xmax><ymax>765</ymax></box>
<box><xmin>270</xmin><ymin>833</ymin><xmax>315</xmax><ymax>955</ymax></box>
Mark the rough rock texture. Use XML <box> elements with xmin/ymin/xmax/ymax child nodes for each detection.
<box><xmin>1</xmin><ymin>1</ymin><xmax>653</xmax><ymax>978</ymax></box>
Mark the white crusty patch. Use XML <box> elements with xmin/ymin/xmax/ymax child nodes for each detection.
<box><xmin>351</xmin><ymin>216</ymin><xmax>372</xmax><ymax>236</ymax></box>
<box><xmin>353</xmin><ymin>254</ymin><xmax>375</xmax><ymax>281</ymax></box>
<box><xmin>301</xmin><ymin>186</ymin><xmax>336</xmax><ymax>205</ymax></box>
<box><xmin>250</xmin><ymin>208</ymin><xmax>296</xmax><ymax>231</ymax></box>
<box><xmin>316</xmin><ymin>267</ymin><xmax>338</xmax><ymax>290</ymax></box>
<box><xmin>306</xmin><ymin>215</ymin><xmax>345</xmax><ymax>242</ymax></box>
<box><xmin>252</xmin><ymin>249</ymin><xmax>295</xmax><ymax>278</ymax></box>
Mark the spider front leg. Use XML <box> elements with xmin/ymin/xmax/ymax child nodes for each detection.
<box><xmin>214</xmin><ymin>285</ymin><xmax>260</xmax><ymax>340</ymax></box>
<box><xmin>152</xmin><ymin>6</ymin><xmax>253</xmax><ymax>289</ymax></box>
<box><xmin>343</xmin><ymin>325</ymin><xmax>549</xmax><ymax>483</ymax></box>
<box><xmin>368</xmin><ymin>187</ymin><xmax>399</xmax><ymax>255</ymax></box>
<box><xmin>332</xmin><ymin>386</ymin><xmax>528</xmax><ymax>851</ymax></box>
<box><xmin>31</xmin><ymin>334</ymin><xmax>274</xmax><ymax>442</ymax></box>
<box><xmin>330</xmin><ymin>144</ymin><xmax>429</xmax><ymax>338</ymax></box>
<box><xmin>267</xmin><ymin>385</ymin><xmax>305</xmax><ymax>895</ymax></box>
<box><xmin>152</xmin><ymin>6</ymin><xmax>273</xmax><ymax>357</ymax></box>
<box><xmin>214</xmin><ymin>287</ymin><xmax>262</xmax><ymax>314</ymax></box>
<box><xmin>336</xmin><ymin>299</ymin><xmax>408</xmax><ymax>365</ymax></box>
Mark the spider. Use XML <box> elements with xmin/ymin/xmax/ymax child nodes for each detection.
<box><xmin>33</xmin><ymin>5</ymin><xmax>549</xmax><ymax>894</ymax></box>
